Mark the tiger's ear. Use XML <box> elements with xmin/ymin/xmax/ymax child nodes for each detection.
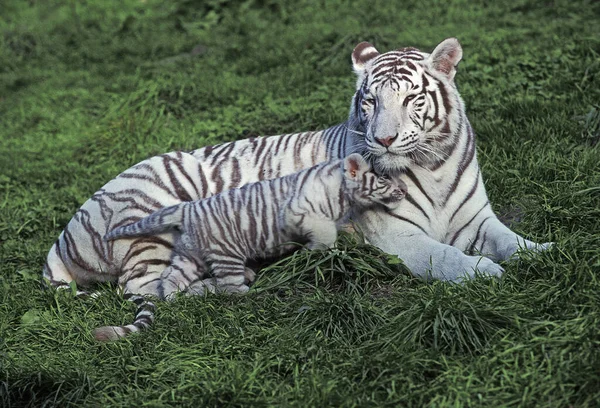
<box><xmin>428</xmin><ymin>38</ymin><xmax>463</xmax><ymax>81</ymax></box>
<box><xmin>352</xmin><ymin>42</ymin><xmax>380</xmax><ymax>75</ymax></box>
<box><xmin>344</xmin><ymin>153</ymin><xmax>370</xmax><ymax>179</ymax></box>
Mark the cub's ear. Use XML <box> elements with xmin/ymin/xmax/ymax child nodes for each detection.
<box><xmin>344</xmin><ymin>153</ymin><xmax>370</xmax><ymax>179</ymax></box>
<box><xmin>352</xmin><ymin>42</ymin><xmax>380</xmax><ymax>75</ymax></box>
<box><xmin>428</xmin><ymin>37</ymin><xmax>463</xmax><ymax>81</ymax></box>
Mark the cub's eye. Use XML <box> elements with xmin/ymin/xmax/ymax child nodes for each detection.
<box><xmin>362</xmin><ymin>97</ymin><xmax>376</xmax><ymax>107</ymax></box>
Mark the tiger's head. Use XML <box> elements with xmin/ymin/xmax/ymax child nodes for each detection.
<box><xmin>348</xmin><ymin>38</ymin><xmax>464</xmax><ymax>174</ymax></box>
<box><xmin>343</xmin><ymin>153</ymin><xmax>407</xmax><ymax>210</ymax></box>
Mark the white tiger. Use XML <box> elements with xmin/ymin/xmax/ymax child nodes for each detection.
<box><xmin>93</xmin><ymin>154</ymin><xmax>406</xmax><ymax>340</ymax></box>
<box><xmin>43</xmin><ymin>38</ymin><xmax>551</xmax><ymax>334</ymax></box>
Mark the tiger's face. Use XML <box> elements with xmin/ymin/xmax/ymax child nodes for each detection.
<box><xmin>343</xmin><ymin>153</ymin><xmax>407</xmax><ymax>210</ymax></box>
<box><xmin>349</xmin><ymin>38</ymin><xmax>464</xmax><ymax>173</ymax></box>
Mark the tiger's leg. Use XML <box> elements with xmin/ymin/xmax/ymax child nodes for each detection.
<box><xmin>357</xmin><ymin>210</ymin><xmax>504</xmax><ymax>282</ymax></box>
<box><xmin>378</xmin><ymin>231</ymin><xmax>504</xmax><ymax>282</ymax></box>
<box><xmin>467</xmin><ymin>217</ymin><xmax>553</xmax><ymax>262</ymax></box>
<box><xmin>43</xmin><ymin>241</ymin><xmax>76</xmax><ymax>287</ymax></box>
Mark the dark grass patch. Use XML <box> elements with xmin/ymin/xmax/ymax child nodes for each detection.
<box><xmin>1</xmin><ymin>0</ymin><xmax>600</xmax><ymax>406</ymax></box>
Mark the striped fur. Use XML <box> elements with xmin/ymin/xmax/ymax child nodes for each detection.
<box><xmin>44</xmin><ymin>38</ymin><xmax>551</xmax><ymax>339</ymax></box>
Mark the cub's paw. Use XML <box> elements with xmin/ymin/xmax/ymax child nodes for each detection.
<box><xmin>244</xmin><ymin>267</ymin><xmax>257</xmax><ymax>285</ymax></box>
<box><xmin>220</xmin><ymin>284</ymin><xmax>251</xmax><ymax>294</ymax></box>
<box><xmin>184</xmin><ymin>278</ymin><xmax>217</xmax><ymax>297</ymax></box>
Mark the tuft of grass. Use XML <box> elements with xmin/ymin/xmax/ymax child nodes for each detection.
<box><xmin>253</xmin><ymin>231</ymin><xmax>413</xmax><ymax>295</ymax></box>
<box><xmin>2</xmin><ymin>0</ymin><xmax>600</xmax><ymax>406</ymax></box>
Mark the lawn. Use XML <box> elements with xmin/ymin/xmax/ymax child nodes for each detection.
<box><xmin>1</xmin><ymin>0</ymin><xmax>599</xmax><ymax>406</ymax></box>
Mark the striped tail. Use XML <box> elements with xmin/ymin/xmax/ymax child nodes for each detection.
<box><xmin>92</xmin><ymin>295</ymin><xmax>156</xmax><ymax>341</ymax></box>
<box><xmin>104</xmin><ymin>204</ymin><xmax>185</xmax><ymax>241</ymax></box>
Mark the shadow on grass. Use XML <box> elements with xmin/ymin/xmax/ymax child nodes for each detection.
<box><xmin>1</xmin><ymin>370</ymin><xmax>93</xmax><ymax>408</ymax></box>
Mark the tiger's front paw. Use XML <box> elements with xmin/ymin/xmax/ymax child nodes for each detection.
<box><xmin>508</xmin><ymin>241</ymin><xmax>554</xmax><ymax>260</ymax></box>
<box><xmin>450</xmin><ymin>255</ymin><xmax>504</xmax><ymax>283</ymax></box>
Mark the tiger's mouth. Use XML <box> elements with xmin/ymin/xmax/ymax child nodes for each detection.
<box><xmin>368</xmin><ymin>143</ymin><xmax>418</xmax><ymax>157</ymax></box>
<box><xmin>370</xmin><ymin>150</ymin><xmax>414</xmax><ymax>173</ymax></box>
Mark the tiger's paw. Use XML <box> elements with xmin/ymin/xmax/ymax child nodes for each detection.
<box><xmin>472</xmin><ymin>256</ymin><xmax>505</xmax><ymax>277</ymax></box>
<box><xmin>449</xmin><ymin>256</ymin><xmax>504</xmax><ymax>283</ymax></box>
<box><xmin>508</xmin><ymin>241</ymin><xmax>554</xmax><ymax>261</ymax></box>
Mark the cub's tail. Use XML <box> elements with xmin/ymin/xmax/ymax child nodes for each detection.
<box><xmin>104</xmin><ymin>203</ymin><xmax>185</xmax><ymax>241</ymax></box>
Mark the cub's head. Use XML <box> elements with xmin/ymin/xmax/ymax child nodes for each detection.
<box><xmin>343</xmin><ymin>153</ymin><xmax>407</xmax><ymax>210</ymax></box>
<box><xmin>349</xmin><ymin>38</ymin><xmax>464</xmax><ymax>173</ymax></box>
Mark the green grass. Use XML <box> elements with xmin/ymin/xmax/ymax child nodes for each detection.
<box><xmin>1</xmin><ymin>0</ymin><xmax>600</xmax><ymax>406</ymax></box>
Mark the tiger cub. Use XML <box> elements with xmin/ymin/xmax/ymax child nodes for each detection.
<box><xmin>105</xmin><ymin>153</ymin><xmax>407</xmax><ymax>294</ymax></box>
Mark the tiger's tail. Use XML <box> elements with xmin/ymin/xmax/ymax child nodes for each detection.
<box><xmin>92</xmin><ymin>294</ymin><xmax>156</xmax><ymax>341</ymax></box>
<box><xmin>104</xmin><ymin>203</ymin><xmax>185</xmax><ymax>241</ymax></box>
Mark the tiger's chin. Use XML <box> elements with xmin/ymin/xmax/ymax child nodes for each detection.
<box><xmin>370</xmin><ymin>152</ymin><xmax>413</xmax><ymax>176</ymax></box>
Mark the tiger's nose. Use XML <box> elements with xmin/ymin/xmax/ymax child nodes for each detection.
<box><xmin>376</xmin><ymin>135</ymin><xmax>397</xmax><ymax>147</ymax></box>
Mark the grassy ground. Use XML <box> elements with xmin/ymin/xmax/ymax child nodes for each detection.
<box><xmin>1</xmin><ymin>0</ymin><xmax>599</xmax><ymax>406</ymax></box>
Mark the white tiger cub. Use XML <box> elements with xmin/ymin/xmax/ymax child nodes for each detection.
<box><xmin>106</xmin><ymin>153</ymin><xmax>406</xmax><ymax>294</ymax></box>
<box><xmin>95</xmin><ymin>154</ymin><xmax>406</xmax><ymax>340</ymax></box>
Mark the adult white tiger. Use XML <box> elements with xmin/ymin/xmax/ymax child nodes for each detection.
<box><xmin>345</xmin><ymin>38</ymin><xmax>551</xmax><ymax>280</ymax></box>
<box><xmin>44</xmin><ymin>38</ymin><xmax>550</xmax><ymax>302</ymax></box>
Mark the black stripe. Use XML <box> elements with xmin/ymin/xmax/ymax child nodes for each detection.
<box><xmin>405</xmin><ymin>193</ymin><xmax>430</xmax><ymax>221</ymax></box>
<box><xmin>467</xmin><ymin>216</ymin><xmax>492</xmax><ymax>254</ymax></box>
<box><xmin>443</xmin><ymin>122</ymin><xmax>475</xmax><ymax>206</ymax></box>
<box><xmin>449</xmin><ymin>169</ymin><xmax>480</xmax><ymax>224</ymax></box>
<box><xmin>449</xmin><ymin>201</ymin><xmax>489</xmax><ymax>246</ymax></box>
<box><xmin>404</xmin><ymin>169</ymin><xmax>434</xmax><ymax>207</ymax></box>
<box><xmin>387</xmin><ymin>211</ymin><xmax>427</xmax><ymax>234</ymax></box>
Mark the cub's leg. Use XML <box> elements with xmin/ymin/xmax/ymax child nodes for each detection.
<box><xmin>191</xmin><ymin>267</ymin><xmax>254</xmax><ymax>294</ymax></box>
<box><xmin>302</xmin><ymin>219</ymin><xmax>339</xmax><ymax>250</ymax></box>
<box><xmin>159</xmin><ymin>253</ymin><xmax>210</xmax><ymax>299</ymax></box>
<box><xmin>244</xmin><ymin>267</ymin><xmax>257</xmax><ymax>285</ymax></box>
<box><xmin>206</xmin><ymin>255</ymin><xmax>251</xmax><ymax>294</ymax></box>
